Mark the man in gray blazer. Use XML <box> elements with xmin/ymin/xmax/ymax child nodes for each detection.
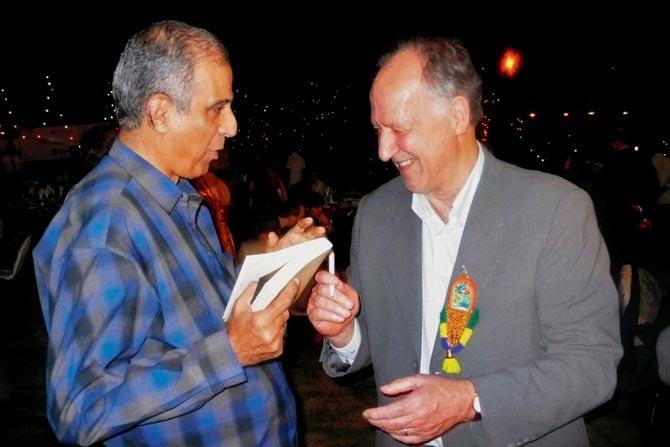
<box><xmin>307</xmin><ymin>37</ymin><xmax>622</xmax><ymax>446</ymax></box>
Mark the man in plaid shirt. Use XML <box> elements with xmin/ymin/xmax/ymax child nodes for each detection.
<box><xmin>34</xmin><ymin>20</ymin><xmax>322</xmax><ymax>446</ymax></box>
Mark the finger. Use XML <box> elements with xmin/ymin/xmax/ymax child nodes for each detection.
<box><xmin>266</xmin><ymin>231</ymin><xmax>279</xmax><ymax>248</ymax></box>
<box><xmin>234</xmin><ymin>282</ymin><xmax>258</xmax><ymax>311</ymax></box>
<box><xmin>362</xmin><ymin>400</ymin><xmax>409</xmax><ymax>422</ymax></box>
<box><xmin>379</xmin><ymin>375</ymin><xmax>420</xmax><ymax>396</ymax></box>
<box><xmin>305</xmin><ymin>225</ymin><xmax>326</xmax><ymax>236</ymax></box>
<box><xmin>265</xmin><ymin>278</ymin><xmax>299</xmax><ymax>317</ymax></box>
<box><xmin>334</xmin><ymin>279</ymin><xmax>357</xmax><ymax>300</ymax></box>
<box><xmin>315</xmin><ymin>271</ymin><xmax>356</xmax><ymax>298</ymax></box>
<box><xmin>391</xmin><ymin>431</ymin><xmax>422</xmax><ymax>445</ymax></box>
<box><xmin>316</xmin><ymin>284</ymin><xmax>355</xmax><ymax>309</ymax></box>
<box><xmin>315</xmin><ymin>270</ymin><xmax>340</xmax><ymax>286</ymax></box>
<box><xmin>307</xmin><ymin>292</ymin><xmax>341</xmax><ymax>323</ymax></box>
<box><xmin>366</xmin><ymin>413</ymin><xmax>416</xmax><ymax>434</ymax></box>
<box><xmin>294</xmin><ymin>217</ymin><xmax>327</xmax><ymax>237</ymax></box>
<box><xmin>293</xmin><ymin>217</ymin><xmax>314</xmax><ymax>230</ymax></box>
<box><xmin>309</xmin><ymin>306</ymin><xmax>347</xmax><ymax>324</ymax></box>
<box><xmin>312</xmin><ymin>293</ymin><xmax>352</xmax><ymax>319</ymax></box>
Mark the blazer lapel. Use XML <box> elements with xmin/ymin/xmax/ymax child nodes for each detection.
<box><xmin>430</xmin><ymin>152</ymin><xmax>506</xmax><ymax>372</ymax></box>
<box><xmin>384</xmin><ymin>194</ymin><xmax>423</xmax><ymax>360</ymax></box>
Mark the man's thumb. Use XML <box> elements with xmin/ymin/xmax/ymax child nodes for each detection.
<box><xmin>235</xmin><ymin>281</ymin><xmax>258</xmax><ymax>310</ymax></box>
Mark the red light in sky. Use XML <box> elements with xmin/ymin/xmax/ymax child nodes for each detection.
<box><xmin>499</xmin><ymin>48</ymin><xmax>522</xmax><ymax>79</ymax></box>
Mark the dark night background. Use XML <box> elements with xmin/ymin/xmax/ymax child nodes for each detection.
<box><xmin>1</xmin><ymin>7</ymin><xmax>669</xmax><ymax>185</ymax></box>
<box><xmin>1</xmin><ymin>6</ymin><xmax>670</xmax><ymax>447</ymax></box>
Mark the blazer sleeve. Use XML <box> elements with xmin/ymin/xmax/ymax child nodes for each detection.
<box><xmin>470</xmin><ymin>188</ymin><xmax>622</xmax><ymax>444</ymax></box>
<box><xmin>321</xmin><ymin>196</ymin><xmax>373</xmax><ymax>377</ymax></box>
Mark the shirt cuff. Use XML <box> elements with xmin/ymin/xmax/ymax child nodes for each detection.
<box><xmin>329</xmin><ymin>318</ymin><xmax>361</xmax><ymax>364</ymax></box>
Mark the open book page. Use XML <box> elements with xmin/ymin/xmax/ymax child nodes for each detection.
<box><xmin>222</xmin><ymin>237</ymin><xmax>332</xmax><ymax>321</ymax></box>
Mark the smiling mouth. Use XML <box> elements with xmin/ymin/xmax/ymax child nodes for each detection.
<box><xmin>394</xmin><ymin>158</ymin><xmax>414</xmax><ymax>169</ymax></box>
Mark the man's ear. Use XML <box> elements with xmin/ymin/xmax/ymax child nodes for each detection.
<box><xmin>145</xmin><ymin>93</ymin><xmax>172</xmax><ymax>134</ymax></box>
<box><xmin>449</xmin><ymin>96</ymin><xmax>471</xmax><ymax>136</ymax></box>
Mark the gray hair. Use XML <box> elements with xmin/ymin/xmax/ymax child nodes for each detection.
<box><xmin>379</xmin><ymin>37</ymin><xmax>483</xmax><ymax>125</ymax></box>
<box><xmin>112</xmin><ymin>20</ymin><xmax>229</xmax><ymax>129</ymax></box>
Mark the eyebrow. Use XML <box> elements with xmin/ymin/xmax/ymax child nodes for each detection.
<box><xmin>209</xmin><ymin>97</ymin><xmax>233</xmax><ymax>110</ymax></box>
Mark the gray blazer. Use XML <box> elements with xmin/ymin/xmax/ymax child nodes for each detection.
<box><xmin>323</xmin><ymin>151</ymin><xmax>622</xmax><ymax>446</ymax></box>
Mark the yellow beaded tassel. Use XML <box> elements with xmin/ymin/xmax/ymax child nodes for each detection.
<box><xmin>442</xmin><ymin>353</ymin><xmax>461</xmax><ymax>374</ymax></box>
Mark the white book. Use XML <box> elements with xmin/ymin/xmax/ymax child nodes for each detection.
<box><xmin>222</xmin><ymin>237</ymin><xmax>333</xmax><ymax>321</ymax></box>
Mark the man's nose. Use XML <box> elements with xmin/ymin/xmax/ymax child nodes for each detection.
<box><xmin>377</xmin><ymin>130</ymin><xmax>396</xmax><ymax>162</ymax></box>
<box><xmin>219</xmin><ymin>110</ymin><xmax>238</xmax><ymax>138</ymax></box>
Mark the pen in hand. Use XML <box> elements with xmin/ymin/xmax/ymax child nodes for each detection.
<box><xmin>328</xmin><ymin>251</ymin><xmax>335</xmax><ymax>297</ymax></box>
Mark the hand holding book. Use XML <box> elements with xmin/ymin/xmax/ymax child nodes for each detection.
<box><xmin>225</xmin><ymin>277</ymin><xmax>299</xmax><ymax>366</ymax></box>
<box><xmin>223</xmin><ymin>237</ymin><xmax>333</xmax><ymax>321</ymax></box>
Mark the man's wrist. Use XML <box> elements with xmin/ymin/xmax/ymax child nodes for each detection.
<box><xmin>461</xmin><ymin>380</ymin><xmax>481</xmax><ymax>422</ymax></box>
<box><xmin>328</xmin><ymin>321</ymin><xmax>356</xmax><ymax>348</ymax></box>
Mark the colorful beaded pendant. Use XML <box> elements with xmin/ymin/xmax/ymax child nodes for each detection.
<box><xmin>440</xmin><ymin>265</ymin><xmax>478</xmax><ymax>374</ymax></box>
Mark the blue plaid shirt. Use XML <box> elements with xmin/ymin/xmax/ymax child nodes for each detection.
<box><xmin>34</xmin><ymin>141</ymin><xmax>297</xmax><ymax>446</ymax></box>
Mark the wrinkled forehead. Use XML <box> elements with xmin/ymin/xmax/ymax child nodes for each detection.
<box><xmin>370</xmin><ymin>69</ymin><xmax>427</xmax><ymax>126</ymax></box>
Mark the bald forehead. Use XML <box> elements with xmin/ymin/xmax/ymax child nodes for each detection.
<box><xmin>373</xmin><ymin>49</ymin><xmax>424</xmax><ymax>91</ymax></box>
<box><xmin>370</xmin><ymin>49</ymin><xmax>425</xmax><ymax>127</ymax></box>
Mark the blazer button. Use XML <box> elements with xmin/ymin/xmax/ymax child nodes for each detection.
<box><xmin>413</xmin><ymin>361</ymin><xmax>418</xmax><ymax>371</ymax></box>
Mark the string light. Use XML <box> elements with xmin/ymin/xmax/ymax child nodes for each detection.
<box><xmin>0</xmin><ymin>58</ymin><xmax>656</xmax><ymax>187</ymax></box>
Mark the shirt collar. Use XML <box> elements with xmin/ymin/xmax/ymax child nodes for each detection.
<box><xmin>108</xmin><ymin>139</ymin><xmax>199</xmax><ymax>214</ymax></box>
<box><xmin>412</xmin><ymin>142</ymin><xmax>485</xmax><ymax>229</ymax></box>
